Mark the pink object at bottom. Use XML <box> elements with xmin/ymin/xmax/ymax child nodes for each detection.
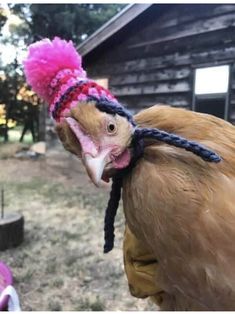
<box><xmin>0</xmin><ymin>262</ymin><xmax>13</xmax><ymax>310</ymax></box>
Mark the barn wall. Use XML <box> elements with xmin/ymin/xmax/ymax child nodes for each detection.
<box><xmin>83</xmin><ymin>4</ymin><xmax>235</xmax><ymax>122</ymax></box>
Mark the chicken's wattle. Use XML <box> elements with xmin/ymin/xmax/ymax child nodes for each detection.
<box><xmin>112</xmin><ymin>149</ymin><xmax>131</xmax><ymax>169</ymax></box>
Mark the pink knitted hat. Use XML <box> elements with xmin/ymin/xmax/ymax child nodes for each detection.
<box><xmin>23</xmin><ymin>37</ymin><xmax>118</xmax><ymax>122</ymax></box>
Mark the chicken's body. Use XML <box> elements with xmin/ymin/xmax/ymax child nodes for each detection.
<box><xmin>122</xmin><ymin>105</ymin><xmax>235</xmax><ymax>310</ymax></box>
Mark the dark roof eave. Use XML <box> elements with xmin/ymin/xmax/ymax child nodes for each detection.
<box><xmin>77</xmin><ymin>3</ymin><xmax>152</xmax><ymax>57</ymax></box>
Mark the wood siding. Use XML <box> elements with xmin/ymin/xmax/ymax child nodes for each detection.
<box><xmin>82</xmin><ymin>4</ymin><xmax>235</xmax><ymax>122</ymax></box>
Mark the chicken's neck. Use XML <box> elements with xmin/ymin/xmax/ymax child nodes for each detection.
<box><xmin>103</xmin><ymin>126</ymin><xmax>221</xmax><ymax>254</ymax></box>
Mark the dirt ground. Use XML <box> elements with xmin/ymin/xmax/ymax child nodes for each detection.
<box><xmin>0</xmin><ymin>143</ymin><xmax>156</xmax><ymax>311</ymax></box>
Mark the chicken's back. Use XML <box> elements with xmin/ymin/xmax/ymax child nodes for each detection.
<box><xmin>123</xmin><ymin>105</ymin><xmax>235</xmax><ymax>310</ymax></box>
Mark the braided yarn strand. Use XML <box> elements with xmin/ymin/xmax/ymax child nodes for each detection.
<box><xmin>91</xmin><ymin>97</ymin><xmax>136</xmax><ymax>126</ymax></box>
<box><xmin>134</xmin><ymin>128</ymin><xmax>221</xmax><ymax>163</ymax></box>
<box><xmin>103</xmin><ymin>139</ymin><xmax>145</xmax><ymax>254</ymax></box>
<box><xmin>103</xmin><ymin>176</ymin><xmax>122</xmax><ymax>253</ymax></box>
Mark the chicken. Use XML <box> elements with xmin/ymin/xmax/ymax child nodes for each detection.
<box><xmin>23</xmin><ymin>37</ymin><xmax>235</xmax><ymax>310</ymax></box>
<box><xmin>57</xmin><ymin>103</ymin><xmax>235</xmax><ymax>310</ymax></box>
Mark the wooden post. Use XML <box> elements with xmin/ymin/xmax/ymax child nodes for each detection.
<box><xmin>38</xmin><ymin>102</ymin><xmax>46</xmax><ymax>141</ymax></box>
<box><xmin>0</xmin><ymin>214</ymin><xmax>24</xmax><ymax>251</ymax></box>
<box><xmin>1</xmin><ymin>188</ymin><xmax>4</xmax><ymax>219</ymax></box>
<box><xmin>0</xmin><ymin>188</ymin><xmax>24</xmax><ymax>251</ymax></box>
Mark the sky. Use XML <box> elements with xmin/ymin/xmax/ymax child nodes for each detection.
<box><xmin>0</xmin><ymin>3</ymin><xmax>27</xmax><ymax>66</ymax></box>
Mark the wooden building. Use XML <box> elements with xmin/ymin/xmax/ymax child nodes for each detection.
<box><xmin>78</xmin><ymin>4</ymin><xmax>235</xmax><ymax>123</ymax></box>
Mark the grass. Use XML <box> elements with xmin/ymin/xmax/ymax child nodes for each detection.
<box><xmin>52</xmin><ymin>278</ymin><xmax>64</xmax><ymax>288</ymax></box>
<box><xmin>75</xmin><ymin>296</ymin><xmax>105</xmax><ymax>311</ymax></box>
<box><xmin>0</xmin><ymin>151</ymin><xmax>156</xmax><ymax>311</ymax></box>
<box><xmin>48</xmin><ymin>300</ymin><xmax>62</xmax><ymax>311</ymax></box>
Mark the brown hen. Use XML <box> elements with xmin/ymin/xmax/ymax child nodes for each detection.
<box><xmin>57</xmin><ymin>103</ymin><xmax>235</xmax><ymax>310</ymax></box>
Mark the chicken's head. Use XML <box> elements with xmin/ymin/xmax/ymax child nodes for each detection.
<box><xmin>23</xmin><ymin>37</ymin><xmax>135</xmax><ymax>187</ymax></box>
<box><xmin>56</xmin><ymin>101</ymin><xmax>135</xmax><ymax>186</ymax></box>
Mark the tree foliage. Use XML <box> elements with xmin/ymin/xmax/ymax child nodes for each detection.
<box><xmin>11</xmin><ymin>4</ymin><xmax>126</xmax><ymax>44</ymax></box>
<box><xmin>0</xmin><ymin>6</ymin><xmax>7</xmax><ymax>35</ymax></box>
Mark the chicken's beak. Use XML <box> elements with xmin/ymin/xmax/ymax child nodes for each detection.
<box><xmin>65</xmin><ymin>116</ymin><xmax>111</xmax><ymax>188</ymax></box>
<box><xmin>82</xmin><ymin>149</ymin><xmax>111</xmax><ymax>188</ymax></box>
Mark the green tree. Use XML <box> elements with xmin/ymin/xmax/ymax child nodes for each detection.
<box><xmin>11</xmin><ymin>4</ymin><xmax>126</xmax><ymax>44</ymax></box>
<box><xmin>0</xmin><ymin>5</ymin><xmax>7</xmax><ymax>35</ymax></box>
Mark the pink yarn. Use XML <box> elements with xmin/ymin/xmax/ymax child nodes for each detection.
<box><xmin>23</xmin><ymin>37</ymin><xmax>86</xmax><ymax>103</ymax></box>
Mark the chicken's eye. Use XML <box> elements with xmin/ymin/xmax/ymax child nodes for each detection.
<box><xmin>107</xmin><ymin>121</ymin><xmax>117</xmax><ymax>134</ymax></box>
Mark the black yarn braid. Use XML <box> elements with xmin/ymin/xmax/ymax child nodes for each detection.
<box><xmin>134</xmin><ymin>128</ymin><xmax>221</xmax><ymax>163</ymax></box>
<box><xmin>103</xmin><ymin>177</ymin><xmax>122</xmax><ymax>253</ymax></box>
<box><xmin>89</xmin><ymin>96</ymin><xmax>136</xmax><ymax>126</ymax></box>
<box><xmin>103</xmin><ymin>138</ymin><xmax>144</xmax><ymax>253</ymax></box>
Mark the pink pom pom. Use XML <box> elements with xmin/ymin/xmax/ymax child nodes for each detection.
<box><xmin>23</xmin><ymin>37</ymin><xmax>86</xmax><ymax>103</ymax></box>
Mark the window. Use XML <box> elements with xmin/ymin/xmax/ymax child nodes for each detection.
<box><xmin>195</xmin><ymin>65</ymin><xmax>229</xmax><ymax>95</ymax></box>
<box><xmin>193</xmin><ymin>65</ymin><xmax>230</xmax><ymax>120</ymax></box>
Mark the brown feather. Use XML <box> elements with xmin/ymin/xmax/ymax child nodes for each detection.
<box><xmin>70</xmin><ymin>101</ymin><xmax>105</xmax><ymax>138</ymax></box>
<box><xmin>123</xmin><ymin>105</ymin><xmax>235</xmax><ymax>310</ymax></box>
